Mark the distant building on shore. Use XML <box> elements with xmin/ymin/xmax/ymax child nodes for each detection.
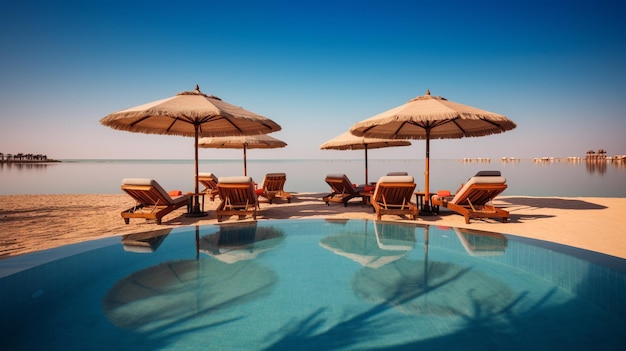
<box><xmin>586</xmin><ymin>149</ymin><xmax>607</xmax><ymax>160</ymax></box>
<box><xmin>585</xmin><ymin>149</ymin><xmax>626</xmax><ymax>162</ymax></box>
<box><xmin>0</xmin><ymin>153</ymin><xmax>59</xmax><ymax>163</ymax></box>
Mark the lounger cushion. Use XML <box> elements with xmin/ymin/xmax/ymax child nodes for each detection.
<box><xmin>326</xmin><ymin>174</ymin><xmax>348</xmax><ymax>179</ymax></box>
<box><xmin>121</xmin><ymin>178</ymin><xmax>188</xmax><ymax>205</ymax></box>
<box><xmin>377</xmin><ymin>175</ymin><xmax>415</xmax><ymax>183</ymax></box>
<box><xmin>199</xmin><ymin>172</ymin><xmax>218</xmax><ymax>181</ymax></box>
<box><xmin>451</xmin><ymin>176</ymin><xmax>506</xmax><ymax>204</ymax></box>
<box><xmin>219</xmin><ymin>176</ymin><xmax>254</xmax><ymax>184</ymax></box>
<box><xmin>122</xmin><ymin>178</ymin><xmax>171</xmax><ymax>199</ymax></box>
<box><xmin>465</xmin><ymin>175</ymin><xmax>506</xmax><ymax>185</ymax></box>
<box><xmin>474</xmin><ymin>170</ymin><xmax>501</xmax><ymax>177</ymax></box>
<box><xmin>122</xmin><ymin>178</ymin><xmax>157</xmax><ymax>186</ymax></box>
<box><xmin>325</xmin><ymin>174</ymin><xmax>360</xmax><ymax>192</ymax></box>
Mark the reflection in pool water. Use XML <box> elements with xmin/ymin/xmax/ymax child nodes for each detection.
<box><xmin>1</xmin><ymin>220</ymin><xmax>625</xmax><ymax>350</ymax></box>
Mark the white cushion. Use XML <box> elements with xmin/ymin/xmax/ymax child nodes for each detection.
<box><xmin>377</xmin><ymin>175</ymin><xmax>414</xmax><ymax>183</ymax></box>
<box><xmin>451</xmin><ymin>176</ymin><xmax>506</xmax><ymax>203</ymax></box>
<box><xmin>219</xmin><ymin>176</ymin><xmax>253</xmax><ymax>184</ymax></box>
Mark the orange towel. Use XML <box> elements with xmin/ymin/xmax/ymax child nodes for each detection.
<box><xmin>169</xmin><ymin>190</ymin><xmax>182</xmax><ymax>196</ymax></box>
<box><xmin>437</xmin><ymin>190</ymin><xmax>451</xmax><ymax>197</ymax></box>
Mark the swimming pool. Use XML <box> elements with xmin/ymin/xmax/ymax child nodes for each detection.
<box><xmin>1</xmin><ymin>220</ymin><xmax>625</xmax><ymax>350</ymax></box>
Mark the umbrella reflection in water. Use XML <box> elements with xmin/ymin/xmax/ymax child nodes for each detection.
<box><xmin>351</xmin><ymin>225</ymin><xmax>516</xmax><ymax>317</ymax></box>
<box><xmin>103</xmin><ymin>223</ymin><xmax>283</xmax><ymax>332</ymax></box>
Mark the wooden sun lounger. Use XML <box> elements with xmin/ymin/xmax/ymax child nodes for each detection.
<box><xmin>198</xmin><ymin>172</ymin><xmax>219</xmax><ymax>201</ymax></box>
<box><xmin>216</xmin><ymin>176</ymin><xmax>259</xmax><ymax>222</ymax></box>
<box><xmin>322</xmin><ymin>174</ymin><xmax>365</xmax><ymax>207</ymax></box>
<box><xmin>431</xmin><ymin>173</ymin><xmax>509</xmax><ymax>224</ymax></box>
<box><xmin>256</xmin><ymin>173</ymin><xmax>292</xmax><ymax>204</ymax></box>
<box><xmin>371</xmin><ymin>175</ymin><xmax>418</xmax><ymax>220</ymax></box>
<box><xmin>120</xmin><ymin>178</ymin><xmax>190</xmax><ymax>225</ymax></box>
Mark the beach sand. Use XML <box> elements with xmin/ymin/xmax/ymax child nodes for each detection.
<box><xmin>1</xmin><ymin>193</ymin><xmax>625</xmax><ymax>260</ymax></box>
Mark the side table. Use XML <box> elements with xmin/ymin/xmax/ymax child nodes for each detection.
<box><xmin>186</xmin><ymin>193</ymin><xmax>208</xmax><ymax>217</ymax></box>
<box><xmin>414</xmin><ymin>191</ymin><xmax>438</xmax><ymax>215</ymax></box>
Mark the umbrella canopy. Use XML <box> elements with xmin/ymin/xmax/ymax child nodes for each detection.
<box><xmin>320</xmin><ymin>131</ymin><xmax>411</xmax><ymax>185</ymax></box>
<box><xmin>350</xmin><ymin>90</ymin><xmax>516</xmax><ymax>211</ymax></box>
<box><xmin>100</xmin><ymin>85</ymin><xmax>281</xmax><ymax>215</ymax></box>
<box><xmin>199</xmin><ymin>134</ymin><xmax>287</xmax><ymax>176</ymax></box>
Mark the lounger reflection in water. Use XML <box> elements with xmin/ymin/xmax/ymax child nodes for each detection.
<box><xmin>431</xmin><ymin>171</ymin><xmax>509</xmax><ymax>224</ymax></box>
<box><xmin>120</xmin><ymin>178</ymin><xmax>190</xmax><ymax>225</ymax></box>
<box><xmin>374</xmin><ymin>221</ymin><xmax>417</xmax><ymax>251</ymax></box>
<box><xmin>453</xmin><ymin>227</ymin><xmax>508</xmax><ymax>256</ymax></box>
<box><xmin>121</xmin><ymin>229</ymin><xmax>171</xmax><ymax>253</ymax></box>
<box><xmin>319</xmin><ymin>221</ymin><xmax>416</xmax><ymax>269</ymax></box>
<box><xmin>199</xmin><ymin>222</ymin><xmax>285</xmax><ymax>263</ymax></box>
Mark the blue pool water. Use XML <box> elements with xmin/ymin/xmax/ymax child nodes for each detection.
<box><xmin>1</xmin><ymin>220</ymin><xmax>625</xmax><ymax>350</ymax></box>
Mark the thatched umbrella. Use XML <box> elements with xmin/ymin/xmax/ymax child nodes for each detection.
<box><xmin>199</xmin><ymin>134</ymin><xmax>287</xmax><ymax>176</ymax></box>
<box><xmin>100</xmin><ymin>85</ymin><xmax>281</xmax><ymax>215</ymax></box>
<box><xmin>350</xmin><ymin>90</ymin><xmax>516</xmax><ymax>212</ymax></box>
<box><xmin>320</xmin><ymin>131</ymin><xmax>411</xmax><ymax>185</ymax></box>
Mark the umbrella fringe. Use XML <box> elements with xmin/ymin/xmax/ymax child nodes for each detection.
<box><xmin>358</xmin><ymin>113</ymin><xmax>514</xmax><ymax>125</ymax></box>
<box><xmin>101</xmin><ymin>124</ymin><xmax>277</xmax><ymax>138</ymax></box>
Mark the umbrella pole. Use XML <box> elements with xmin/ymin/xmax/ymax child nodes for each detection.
<box><xmin>423</xmin><ymin>131</ymin><xmax>432</xmax><ymax>214</ymax></box>
<box><xmin>243</xmin><ymin>144</ymin><xmax>248</xmax><ymax>176</ymax></box>
<box><xmin>195</xmin><ymin>126</ymin><xmax>199</xmax><ymax>197</ymax></box>
<box><xmin>195</xmin><ymin>225</ymin><xmax>200</xmax><ymax>260</ymax></box>
<box><xmin>364</xmin><ymin>145</ymin><xmax>369</xmax><ymax>185</ymax></box>
<box><xmin>188</xmin><ymin>125</ymin><xmax>207</xmax><ymax>217</ymax></box>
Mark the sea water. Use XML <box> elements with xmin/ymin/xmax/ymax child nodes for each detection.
<box><xmin>0</xmin><ymin>158</ymin><xmax>624</xmax><ymax>197</ymax></box>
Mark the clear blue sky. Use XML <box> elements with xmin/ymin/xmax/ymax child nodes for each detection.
<box><xmin>1</xmin><ymin>0</ymin><xmax>625</xmax><ymax>160</ymax></box>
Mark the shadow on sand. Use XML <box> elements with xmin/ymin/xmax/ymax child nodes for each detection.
<box><xmin>501</xmin><ymin>197</ymin><xmax>607</xmax><ymax>210</ymax></box>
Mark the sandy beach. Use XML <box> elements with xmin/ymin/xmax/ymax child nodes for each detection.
<box><xmin>1</xmin><ymin>193</ymin><xmax>625</xmax><ymax>260</ymax></box>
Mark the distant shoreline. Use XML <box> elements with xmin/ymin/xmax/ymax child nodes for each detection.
<box><xmin>0</xmin><ymin>159</ymin><xmax>61</xmax><ymax>163</ymax></box>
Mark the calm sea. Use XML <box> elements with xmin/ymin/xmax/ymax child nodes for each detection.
<box><xmin>1</xmin><ymin>159</ymin><xmax>624</xmax><ymax>197</ymax></box>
